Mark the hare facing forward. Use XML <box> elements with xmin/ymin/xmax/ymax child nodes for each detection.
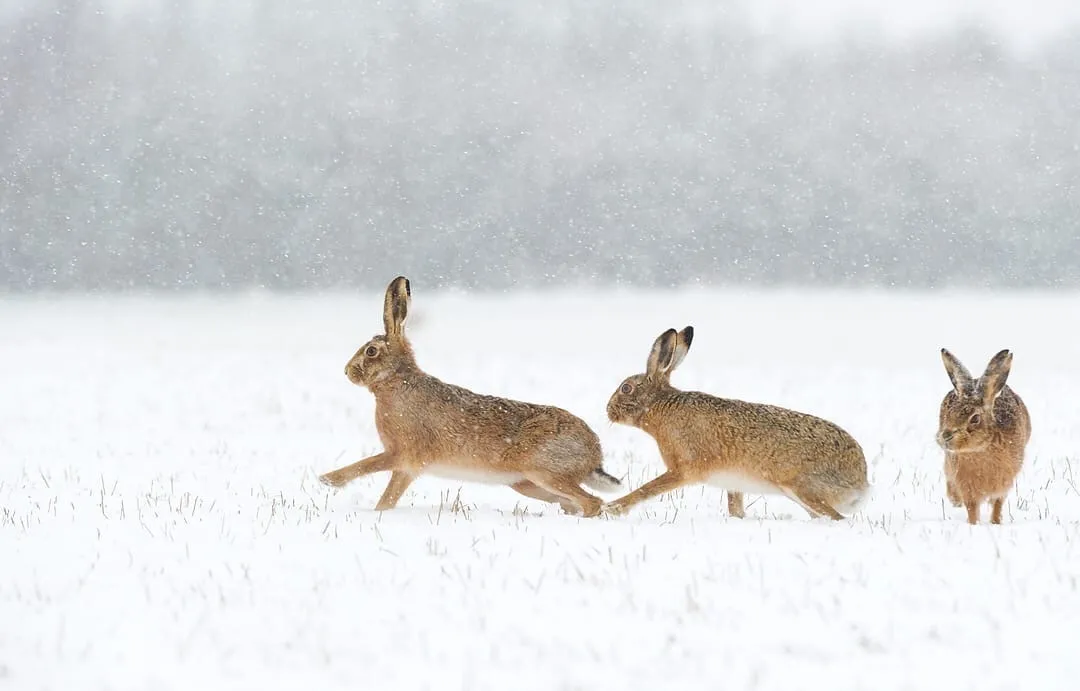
<box><xmin>937</xmin><ymin>348</ymin><xmax>1031</xmax><ymax>525</ymax></box>
<box><xmin>602</xmin><ymin>326</ymin><xmax>871</xmax><ymax>520</ymax></box>
<box><xmin>318</xmin><ymin>276</ymin><xmax>621</xmax><ymax>517</ymax></box>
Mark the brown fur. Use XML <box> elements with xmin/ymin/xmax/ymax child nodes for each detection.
<box><xmin>318</xmin><ymin>276</ymin><xmax>621</xmax><ymax>516</ymax></box>
<box><xmin>937</xmin><ymin>348</ymin><xmax>1031</xmax><ymax>525</ymax></box>
<box><xmin>603</xmin><ymin>326</ymin><xmax>871</xmax><ymax>520</ymax></box>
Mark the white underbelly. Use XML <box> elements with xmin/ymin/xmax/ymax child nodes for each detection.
<box><xmin>707</xmin><ymin>470</ymin><xmax>784</xmax><ymax>495</ymax></box>
<box><xmin>425</xmin><ymin>464</ymin><xmax>525</xmax><ymax>486</ymax></box>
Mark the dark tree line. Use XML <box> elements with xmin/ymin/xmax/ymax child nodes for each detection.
<box><xmin>1</xmin><ymin>0</ymin><xmax>1078</xmax><ymax>292</ymax></box>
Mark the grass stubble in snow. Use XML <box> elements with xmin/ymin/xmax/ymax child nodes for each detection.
<box><xmin>1</xmin><ymin>289</ymin><xmax>1079</xmax><ymax>691</ymax></box>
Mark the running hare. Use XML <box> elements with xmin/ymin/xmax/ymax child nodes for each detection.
<box><xmin>937</xmin><ymin>348</ymin><xmax>1031</xmax><ymax>525</ymax></box>
<box><xmin>602</xmin><ymin>326</ymin><xmax>870</xmax><ymax>520</ymax></box>
<box><xmin>318</xmin><ymin>276</ymin><xmax>620</xmax><ymax>516</ymax></box>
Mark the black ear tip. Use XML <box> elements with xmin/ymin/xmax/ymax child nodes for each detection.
<box><xmin>389</xmin><ymin>275</ymin><xmax>411</xmax><ymax>296</ymax></box>
<box><xmin>683</xmin><ymin>325</ymin><xmax>694</xmax><ymax>345</ymax></box>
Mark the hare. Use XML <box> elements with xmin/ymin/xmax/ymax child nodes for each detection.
<box><xmin>318</xmin><ymin>276</ymin><xmax>621</xmax><ymax>516</ymax></box>
<box><xmin>602</xmin><ymin>326</ymin><xmax>870</xmax><ymax>520</ymax></box>
<box><xmin>937</xmin><ymin>348</ymin><xmax>1031</xmax><ymax>525</ymax></box>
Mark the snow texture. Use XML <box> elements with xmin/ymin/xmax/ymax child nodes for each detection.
<box><xmin>2</xmin><ymin>289</ymin><xmax>1080</xmax><ymax>690</ymax></box>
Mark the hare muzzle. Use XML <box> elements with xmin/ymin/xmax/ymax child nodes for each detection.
<box><xmin>345</xmin><ymin>360</ymin><xmax>365</xmax><ymax>385</ymax></box>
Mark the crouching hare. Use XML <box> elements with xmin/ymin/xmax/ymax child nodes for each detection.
<box><xmin>318</xmin><ymin>276</ymin><xmax>621</xmax><ymax>516</ymax></box>
<box><xmin>603</xmin><ymin>326</ymin><xmax>871</xmax><ymax>520</ymax></box>
<box><xmin>937</xmin><ymin>348</ymin><xmax>1031</xmax><ymax>525</ymax></box>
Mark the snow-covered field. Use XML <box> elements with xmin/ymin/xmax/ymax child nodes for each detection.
<box><xmin>2</xmin><ymin>288</ymin><xmax>1079</xmax><ymax>691</ymax></box>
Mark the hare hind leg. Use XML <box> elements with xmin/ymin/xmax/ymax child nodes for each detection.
<box><xmin>511</xmin><ymin>480</ymin><xmax>579</xmax><ymax>515</ymax></box>
<box><xmin>785</xmin><ymin>487</ymin><xmax>845</xmax><ymax>521</ymax></box>
<box><xmin>525</xmin><ymin>472</ymin><xmax>603</xmax><ymax>518</ymax></box>
<box><xmin>515</xmin><ymin>430</ymin><xmax>605</xmax><ymax>517</ymax></box>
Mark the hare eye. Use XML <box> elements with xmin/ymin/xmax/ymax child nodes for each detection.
<box><xmin>969</xmin><ymin>412</ymin><xmax>982</xmax><ymax>426</ymax></box>
<box><xmin>620</xmin><ymin>382</ymin><xmax>633</xmax><ymax>394</ymax></box>
<box><xmin>365</xmin><ymin>346</ymin><xmax>378</xmax><ymax>358</ymax></box>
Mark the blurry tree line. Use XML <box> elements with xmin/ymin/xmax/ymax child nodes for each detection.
<box><xmin>1</xmin><ymin>0</ymin><xmax>1078</xmax><ymax>291</ymax></box>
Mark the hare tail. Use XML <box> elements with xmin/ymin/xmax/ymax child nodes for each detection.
<box><xmin>836</xmin><ymin>483</ymin><xmax>874</xmax><ymax>514</ymax></box>
<box><xmin>583</xmin><ymin>466</ymin><xmax>623</xmax><ymax>492</ymax></box>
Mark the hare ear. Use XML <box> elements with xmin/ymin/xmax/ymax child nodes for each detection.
<box><xmin>668</xmin><ymin>325</ymin><xmax>694</xmax><ymax>372</ymax></box>
<box><xmin>382</xmin><ymin>276</ymin><xmax>411</xmax><ymax>340</ymax></box>
<box><xmin>978</xmin><ymin>349</ymin><xmax>1013</xmax><ymax>406</ymax></box>
<box><xmin>941</xmin><ymin>348</ymin><xmax>975</xmax><ymax>395</ymax></box>
<box><xmin>646</xmin><ymin>328</ymin><xmax>679</xmax><ymax>380</ymax></box>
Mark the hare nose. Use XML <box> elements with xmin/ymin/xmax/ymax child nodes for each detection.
<box><xmin>941</xmin><ymin>429</ymin><xmax>955</xmax><ymax>441</ymax></box>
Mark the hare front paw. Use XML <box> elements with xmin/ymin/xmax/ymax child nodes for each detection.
<box><xmin>600</xmin><ymin>502</ymin><xmax>627</xmax><ymax>517</ymax></box>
